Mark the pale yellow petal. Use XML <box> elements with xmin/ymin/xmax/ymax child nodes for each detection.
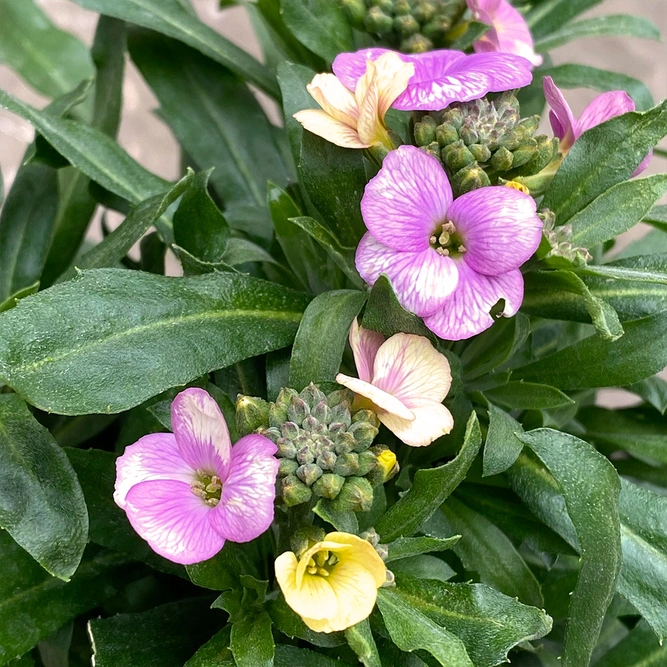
<box><xmin>380</xmin><ymin>398</ymin><xmax>454</xmax><ymax>447</ymax></box>
<box><xmin>326</xmin><ymin>564</ymin><xmax>380</xmax><ymax>631</ymax></box>
<box><xmin>296</xmin><ymin>540</ymin><xmax>352</xmax><ymax>588</ymax></box>
<box><xmin>307</xmin><ymin>73</ymin><xmax>359</xmax><ymax>127</ymax></box>
<box><xmin>299</xmin><ymin>615</ymin><xmax>340</xmax><ymax>634</ymax></box>
<box><xmin>325</xmin><ymin>532</ymin><xmax>387</xmax><ymax>588</ymax></box>
<box><xmin>373</xmin><ymin>52</ymin><xmax>415</xmax><ymax>117</ymax></box>
<box><xmin>354</xmin><ymin>59</ymin><xmax>375</xmax><ymax>110</ymax></box>
<box><xmin>336</xmin><ymin>373</ymin><xmax>414</xmax><ymax>421</ymax></box>
<box><xmin>293</xmin><ymin>110</ymin><xmax>369</xmax><ymax>149</ymax></box>
<box><xmin>372</xmin><ymin>333</ymin><xmax>452</xmax><ymax>405</ymax></box>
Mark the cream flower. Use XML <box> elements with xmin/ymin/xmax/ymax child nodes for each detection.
<box><xmin>293</xmin><ymin>52</ymin><xmax>414</xmax><ymax>150</ymax></box>
<box><xmin>336</xmin><ymin>319</ymin><xmax>453</xmax><ymax>447</ymax></box>
<box><xmin>275</xmin><ymin>531</ymin><xmax>386</xmax><ymax>633</ymax></box>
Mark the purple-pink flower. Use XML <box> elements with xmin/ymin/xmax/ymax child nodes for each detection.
<box><xmin>468</xmin><ymin>0</ymin><xmax>542</xmax><ymax>68</ymax></box>
<box><xmin>356</xmin><ymin>146</ymin><xmax>542</xmax><ymax>340</ymax></box>
<box><xmin>332</xmin><ymin>48</ymin><xmax>532</xmax><ymax>112</ymax></box>
<box><xmin>114</xmin><ymin>388</ymin><xmax>279</xmax><ymax>565</ymax></box>
<box><xmin>544</xmin><ymin>76</ymin><xmax>651</xmax><ymax>175</ymax></box>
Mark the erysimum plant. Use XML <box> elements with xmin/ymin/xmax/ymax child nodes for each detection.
<box><xmin>0</xmin><ymin>0</ymin><xmax>667</xmax><ymax>665</ymax></box>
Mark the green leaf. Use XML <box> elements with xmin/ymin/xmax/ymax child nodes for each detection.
<box><xmin>513</xmin><ymin>312</ymin><xmax>667</xmax><ymax>389</ymax></box>
<box><xmin>483</xmin><ymin>404</ymin><xmax>524</xmax><ymax>477</ymax></box>
<box><xmin>0</xmin><ymin>532</ymin><xmax>129</xmax><ymax>665</ymax></box>
<box><xmin>281</xmin><ymin>0</ymin><xmax>353</xmax><ymax>62</ymax></box>
<box><xmin>595</xmin><ymin>619</ymin><xmax>667</xmax><ymax>667</ymax></box>
<box><xmin>0</xmin><ymin>282</ymin><xmax>39</xmax><ymax>313</ymax></box>
<box><xmin>377</xmin><ymin>587</ymin><xmax>474</xmax><ymax>667</ymax></box>
<box><xmin>616</xmin><ymin>479</ymin><xmax>667</xmax><ymax>641</ymax></box>
<box><xmin>0</xmin><ymin>88</ymin><xmax>169</xmax><ymax>205</ymax></box>
<box><xmin>391</xmin><ymin>577</ymin><xmax>553</xmax><ymax>667</ymax></box>
<box><xmin>129</xmin><ymin>30</ymin><xmax>289</xmax><ymax>209</ymax></box>
<box><xmin>432</xmin><ymin>497</ymin><xmax>543</xmax><ymax>607</ymax></box>
<box><xmin>484</xmin><ymin>381</ymin><xmax>575</xmax><ymax>410</ymax></box>
<box><xmin>376</xmin><ymin>412</ymin><xmax>482</xmax><ymax>542</ymax></box>
<box><xmin>626</xmin><ymin>375</ymin><xmax>667</xmax><ymax>414</ymax></box>
<box><xmin>0</xmin><ymin>394</ymin><xmax>87</xmax><ymax>580</ymax></box>
<box><xmin>289</xmin><ymin>289</ymin><xmax>366</xmax><ymax>390</ymax></box>
<box><xmin>274</xmin><ymin>645</ymin><xmax>348</xmax><ymax>667</ymax></box>
<box><xmin>579</xmin><ymin>253</ymin><xmax>667</xmax><ymax>285</ymax></box>
<box><xmin>230</xmin><ymin>611</ymin><xmax>274</xmax><ymax>667</ymax></box>
<box><xmin>528</xmin><ymin>0</ymin><xmax>603</xmax><ymax>38</ymax></box>
<box><xmin>69</xmin><ymin>0</ymin><xmax>278</xmax><ymax>97</ymax></box>
<box><xmin>615</xmin><ymin>228</ymin><xmax>667</xmax><ymax>260</ymax></box>
<box><xmin>345</xmin><ymin>619</ymin><xmax>382</xmax><ymax>667</ymax></box>
<box><xmin>385</xmin><ymin>535</ymin><xmax>460</xmax><ymax>563</ymax></box>
<box><xmin>446</xmin><ymin>21</ymin><xmax>490</xmax><ymax>50</ymax></box>
<box><xmin>0</xmin><ymin>269</ymin><xmax>309</xmax><ymax>415</ymax></box>
<box><xmin>184</xmin><ymin>626</ymin><xmax>234</xmax><ymax>667</ymax></box>
<box><xmin>568</xmin><ymin>175</ymin><xmax>667</xmax><ymax>248</ymax></box>
<box><xmin>389</xmin><ymin>555</ymin><xmax>456</xmax><ymax>583</ymax></box>
<box><xmin>88</xmin><ymin>598</ymin><xmax>223</xmax><ymax>667</ymax></box>
<box><xmin>66</xmin><ymin>448</ymin><xmax>184</xmax><ymax>576</ymax></box>
<box><xmin>0</xmin><ymin>0</ymin><xmax>94</xmax><ymax>101</ymax></box>
<box><xmin>535</xmin><ymin>14</ymin><xmax>661</xmax><ymax>51</ymax></box>
<box><xmin>542</xmin><ymin>100</ymin><xmax>667</xmax><ymax>224</ymax></box>
<box><xmin>313</xmin><ymin>498</ymin><xmax>359</xmax><ymax>534</ymax></box>
<box><xmin>515</xmin><ymin>429</ymin><xmax>621</xmax><ymax>667</ymax></box>
<box><xmin>267</xmin><ymin>596</ymin><xmax>345</xmax><ymax>648</ymax></box>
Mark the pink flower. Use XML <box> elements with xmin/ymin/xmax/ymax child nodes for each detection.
<box><xmin>544</xmin><ymin>76</ymin><xmax>651</xmax><ymax>174</ymax></box>
<box><xmin>468</xmin><ymin>0</ymin><xmax>542</xmax><ymax>68</ymax></box>
<box><xmin>336</xmin><ymin>319</ymin><xmax>453</xmax><ymax>447</ymax></box>
<box><xmin>114</xmin><ymin>388</ymin><xmax>279</xmax><ymax>565</ymax></box>
<box><xmin>332</xmin><ymin>47</ymin><xmax>532</xmax><ymax>112</ymax></box>
<box><xmin>355</xmin><ymin>145</ymin><xmax>542</xmax><ymax>340</ymax></box>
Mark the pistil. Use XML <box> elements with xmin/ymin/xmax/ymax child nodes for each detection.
<box><xmin>191</xmin><ymin>469</ymin><xmax>223</xmax><ymax>507</ymax></box>
<box><xmin>430</xmin><ymin>221</ymin><xmax>467</xmax><ymax>257</ymax></box>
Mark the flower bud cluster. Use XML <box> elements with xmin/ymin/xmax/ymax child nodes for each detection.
<box><xmin>341</xmin><ymin>0</ymin><xmax>467</xmax><ymax>53</ymax></box>
<box><xmin>413</xmin><ymin>92</ymin><xmax>559</xmax><ymax>196</ymax></box>
<box><xmin>236</xmin><ymin>384</ymin><xmax>399</xmax><ymax>511</ymax></box>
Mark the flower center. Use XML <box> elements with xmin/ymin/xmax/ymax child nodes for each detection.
<box><xmin>304</xmin><ymin>549</ymin><xmax>339</xmax><ymax>578</ymax></box>
<box><xmin>190</xmin><ymin>469</ymin><xmax>222</xmax><ymax>507</ymax></box>
<box><xmin>430</xmin><ymin>221</ymin><xmax>467</xmax><ymax>258</ymax></box>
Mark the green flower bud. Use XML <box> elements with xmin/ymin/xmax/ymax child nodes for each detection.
<box><xmin>281</xmin><ymin>474</ymin><xmax>313</xmax><ymax>507</ymax></box>
<box><xmin>367</xmin><ymin>445</ymin><xmax>399</xmax><ymax>485</ymax></box>
<box><xmin>516</xmin><ymin>115</ymin><xmax>540</xmax><ymax>137</ymax></box>
<box><xmin>365</xmin><ymin>7</ymin><xmax>394</xmax><ymax>35</ymax></box>
<box><xmin>327</xmin><ymin>389</ymin><xmax>351</xmax><ymax>409</ymax></box>
<box><xmin>400</xmin><ymin>33</ymin><xmax>433</xmax><ymax>53</ymax></box>
<box><xmin>352</xmin><ymin>409</ymin><xmax>380</xmax><ymax>428</ymax></box>
<box><xmin>291</xmin><ymin>525</ymin><xmax>326</xmax><ymax>557</ymax></box>
<box><xmin>469</xmin><ymin>143</ymin><xmax>492</xmax><ymax>163</ymax></box>
<box><xmin>422</xmin><ymin>141</ymin><xmax>442</xmax><ymax>160</ymax></box>
<box><xmin>443</xmin><ymin>141</ymin><xmax>475</xmax><ymax>172</ymax></box>
<box><xmin>360</xmin><ymin>528</ymin><xmax>380</xmax><ymax>547</ymax></box>
<box><xmin>513</xmin><ymin>135</ymin><xmax>557</xmax><ymax>176</ymax></box>
<box><xmin>340</xmin><ymin>0</ymin><xmax>367</xmax><ymax>27</ymax></box>
<box><xmin>441</xmin><ymin>107</ymin><xmax>464</xmax><ymax>128</ymax></box>
<box><xmin>394</xmin><ymin>0</ymin><xmax>412</xmax><ymax>15</ymax></box>
<box><xmin>296</xmin><ymin>445</ymin><xmax>316</xmax><ymax>465</ymax></box>
<box><xmin>287</xmin><ymin>396</ymin><xmax>309</xmax><ymax>424</ymax></box>
<box><xmin>414</xmin><ymin>116</ymin><xmax>437</xmax><ymax>146</ymax></box>
<box><xmin>452</xmin><ymin>163</ymin><xmax>490</xmax><ymax>195</ymax></box>
<box><xmin>329</xmin><ymin>402</ymin><xmax>352</xmax><ymax>427</ymax></box>
<box><xmin>334</xmin><ymin>431</ymin><xmax>357</xmax><ymax>455</ymax></box>
<box><xmin>262</xmin><ymin>427</ymin><xmax>281</xmax><ymax>444</ymax></box>
<box><xmin>349</xmin><ymin>421</ymin><xmax>379</xmax><ymax>452</ymax></box>
<box><xmin>394</xmin><ymin>13</ymin><xmax>420</xmax><ymax>36</ymax></box>
<box><xmin>278</xmin><ymin>458</ymin><xmax>299</xmax><ymax>477</ymax></box>
<box><xmin>312</xmin><ymin>473</ymin><xmax>345</xmax><ymax>499</ymax></box>
<box><xmin>332</xmin><ymin>477</ymin><xmax>374</xmax><ymax>512</ymax></box>
<box><xmin>459</xmin><ymin>126</ymin><xmax>479</xmax><ymax>146</ymax></box>
<box><xmin>297</xmin><ymin>463</ymin><xmax>323</xmax><ymax>487</ymax></box>
<box><xmin>311</xmin><ymin>400</ymin><xmax>330</xmax><ymax>425</ymax></box>
<box><xmin>358</xmin><ymin>450</ymin><xmax>378</xmax><ymax>476</ymax></box>
<box><xmin>377</xmin><ymin>0</ymin><xmax>394</xmax><ymax>12</ymax></box>
<box><xmin>376</xmin><ymin>543</ymin><xmax>389</xmax><ymax>560</ymax></box>
<box><xmin>334</xmin><ymin>452</ymin><xmax>360</xmax><ymax>476</ymax></box>
<box><xmin>490</xmin><ymin>146</ymin><xmax>514</xmax><ymax>171</ymax></box>
<box><xmin>413</xmin><ymin>2</ymin><xmax>435</xmax><ymax>23</ymax></box>
<box><xmin>383</xmin><ymin>569</ymin><xmax>396</xmax><ymax>587</ymax></box>
<box><xmin>510</xmin><ymin>138</ymin><xmax>537</xmax><ymax>168</ymax></box>
<box><xmin>281</xmin><ymin>421</ymin><xmax>299</xmax><ymax>440</ymax></box>
<box><xmin>301</xmin><ymin>383</ymin><xmax>327</xmax><ymax>409</ymax></box>
<box><xmin>317</xmin><ymin>450</ymin><xmax>337</xmax><ymax>470</ymax></box>
<box><xmin>436</xmin><ymin>123</ymin><xmax>459</xmax><ymax>147</ymax></box>
<box><xmin>277</xmin><ymin>439</ymin><xmax>297</xmax><ymax>460</ymax></box>
<box><xmin>235</xmin><ymin>395</ymin><xmax>270</xmax><ymax>436</ymax></box>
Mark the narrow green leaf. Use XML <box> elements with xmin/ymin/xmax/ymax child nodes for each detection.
<box><xmin>276</xmin><ymin>62</ymin><xmax>315</xmax><ymax>167</ymax></box>
<box><xmin>377</xmin><ymin>588</ymin><xmax>474</xmax><ymax>667</ymax></box>
<box><xmin>614</xmin><ymin>228</ymin><xmax>667</xmax><ymax>260</ymax></box>
<box><xmin>391</xmin><ymin>577</ymin><xmax>552</xmax><ymax>667</ymax></box>
<box><xmin>483</xmin><ymin>404</ymin><xmax>524</xmax><ymax>477</ymax></box>
<box><xmin>595</xmin><ymin>619</ymin><xmax>667</xmax><ymax>667</ymax></box>
<box><xmin>645</xmin><ymin>204</ymin><xmax>667</xmax><ymax>231</ymax></box>
<box><xmin>535</xmin><ymin>14</ymin><xmax>661</xmax><ymax>51</ymax></box>
<box><xmin>0</xmin><ymin>282</ymin><xmax>39</xmax><ymax>313</ymax></box>
<box><xmin>345</xmin><ymin>619</ymin><xmax>382</xmax><ymax>667</ymax></box>
<box><xmin>289</xmin><ymin>289</ymin><xmax>366</xmax><ymax>390</ymax></box>
<box><xmin>626</xmin><ymin>375</ymin><xmax>667</xmax><ymax>414</ymax></box>
<box><xmin>390</xmin><ymin>555</ymin><xmax>456</xmax><ymax>584</ymax></box>
<box><xmin>0</xmin><ymin>269</ymin><xmax>309</xmax><ymax>415</ymax></box>
<box><xmin>516</xmin><ymin>429</ymin><xmax>621</xmax><ymax>667</ymax></box>
<box><xmin>385</xmin><ymin>535</ymin><xmax>460</xmax><ymax>563</ymax></box>
<box><xmin>281</xmin><ymin>0</ymin><xmax>353</xmax><ymax>61</ymax></box>
<box><xmin>0</xmin><ymin>395</ymin><xmax>87</xmax><ymax>580</ymax></box>
<box><xmin>376</xmin><ymin>412</ymin><xmax>482</xmax><ymax>542</ymax></box>
<box><xmin>485</xmin><ymin>381</ymin><xmax>575</xmax><ymax>410</ymax></box>
<box><xmin>184</xmin><ymin>627</ymin><xmax>233</xmax><ymax>667</ymax></box>
<box><xmin>513</xmin><ymin>312</ymin><xmax>667</xmax><ymax>389</ymax></box>
<box><xmin>578</xmin><ymin>253</ymin><xmax>667</xmax><ymax>285</ymax></box>
<box><xmin>274</xmin><ymin>645</ymin><xmax>347</xmax><ymax>667</ymax></box>
<box><xmin>223</xmin><ymin>238</ymin><xmax>281</xmax><ymax>268</ymax></box>
<box><xmin>542</xmin><ymin>100</ymin><xmax>667</xmax><ymax>224</ymax></box>
<box><xmin>69</xmin><ymin>0</ymin><xmax>278</xmax><ymax>97</ymax></box>
<box><xmin>528</xmin><ymin>0</ymin><xmax>603</xmax><ymax>38</ymax></box>
<box><xmin>230</xmin><ymin>612</ymin><xmax>274</xmax><ymax>667</ymax></box>
<box><xmin>313</xmin><ymin>498</ymin><xmax>359</xmax><ymax>534</ymax></box>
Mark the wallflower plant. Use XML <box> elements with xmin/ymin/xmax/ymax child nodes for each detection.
<box><xmin>0</xmin><ymin>0</ymin><xmax>666</xmax><ymax>666</ymax></box>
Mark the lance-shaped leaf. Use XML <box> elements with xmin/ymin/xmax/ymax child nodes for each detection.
<box><xmin>625</xmin><ymin>375</ymin><xmax>667</xmax><ymax>414</ymax></box>
<box><xmin>484</xmin><ymin>381</ymin><xmax>575</xmax><ymax>410</ymax></box>
<box><xmin>483</xmin><ymin>404</ymin><xmax>524</xmax><ymax>477</ymax></box>
<box><xmin>184</xmin><ymin>627</ymin><xmax>233</xmax><ymax>667</ymax></box>
<box><xmin>230</xmin><ymin>612</ymin><xmax>274</xmax><ymax>667</ymax></box>
<box><xmin>595</xmin><ymin>619</ymin><xmax>667</xmax><ymax>667</ymax></box>
<box><xmin>385</xmin><ymin>535</ymin><xmax>460</xmax><ymax>563</ymax></box>
<box><xmin>0</xmin><ymin>395</ymin><xmax>88</xmax><ymax>580</ymax></box>
<box><xmin>345</xmin><ymin>619</ymin><xmax>382</xmax><ymax>667</ymax></box>
<box><xmin>528</xmin><ymin>0</ymin><xmax>604</xmax><ymax>38</ymax></box>
<box><xmin>274</xmin><ymin>646</ymin><xmax>348</xmax><ymax>667</ymax></box>
<box><xmin>0</xmin><ymin>269</ymin><xmax>309</xmax><ymax>415</ymax></box>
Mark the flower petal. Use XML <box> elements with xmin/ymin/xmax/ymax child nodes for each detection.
<box><xmin>424</xmin><ymin>265</ymin><xmax>524</xmax><ymax>340</ymax></box>
<box><xmin>124</xmin><ymin>479</ymin><xmax>224</xmax><ymax>565</ymax></box>
<box><xmin>457</xmin><ymin>52</ymin><xmax>534</xmax><ymax>92</ymax></box>
<box><xmin>356</xmin><ymin>233</ymin><xmax>458</xmax><ymax>317</ymax></box>
<box><xmin>380</xmin><ymin>398</ymin><xmax>454</xmax><ymax>447</ymax></box>
<box><xmin>114</xmin><ymin>433</ymin><xmax>193</xmax><ymax>509</ymax></box>
<box><xmin>371</xmin><ymin>333</ymin><xmax>452</xmax><ymax>404</ymax></box>
<box><xmin>208</xmin><ymin>434</ymin><xmax>278</xmax><ymax>543</ymax></box>
<box><xmin>332</xmin><ymin>48</ymin><xmax>397</xmax><ymax>90</ymax></box>
<box><xmin>372</xmin><ymin>51</ymin><xmax>415</xmax><ymax>117</ymax></box>
<box><xmin>171</xmin><ymin>388</ymin><xmax>232</xmax><ymax>475</ymax></box>
<box><xmin>336</xmin><ymin>373</ymin><xmax>414</xmax><ymax>421</ymax></box>
<box><xmin>447</xmin><ymin>186</ymin><xmax>542</xmax><ymax>276</ymax></box>
<box><xmin>349</xmin><ymin>318</ymin><xmax>385</xmax><ymax>383</ymax></box>
<box><xmin>355</xmin><ymin>61</ymin><xmax>387</xmax><ymax>147</ymax></box>
<box><xmin>325</xmin><ymin>532</ymin><xmax>387</xmax><ymax>589</ymax></box>
<box><xmin>324</xmin><ymin>564</ymin><xmax>380</xmax><ymax>632</ymax></box>
<box><xmin>307</xmin><ymin>73</ymin><xmax>359</xmax><ymax>127</ymax></box>
<box><xmin>293</xmin><ymin>110</ymin><xmax>369</xmax><ymax>149</ymax></box>
<box><xmin>362</xmin><ymin>146</ymin><xmax>453</xmax><ymax>251</ymax></box>
<box><xmin>543</xmin><ymin>76</ymin><xmax>576</xmax><ymax>150</ymax></box>
<box><xmin>576</xmin><ymin>90</ymin><xmax>635</xmax><ymax>137</ymax></box>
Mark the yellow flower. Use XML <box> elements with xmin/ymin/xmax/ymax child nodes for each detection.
<box><xmin>293</xmin><ymin>52</ymin><xmax>414</xmax><ymax>151</ymax></box>
<box><xmin>275</xmin><ymin>531</ymin><xmax>387</xmax><ymax>633</ymax></box>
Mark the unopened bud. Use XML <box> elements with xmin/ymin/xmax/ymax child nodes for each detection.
<box><xmin>459</xmin><ymin>126</ymin><xmax>479</xmax><ymax>146</ymax></box>
<box><xmin>262</xmin><ymin>427</ymin><xmax>281</xmax><ymax>444</ymax></box>
<box><xmin>340</xmin><ymin>0</ymin><xmax>366</xmax><ymax>26</ymax></box>
<box><xmin>281</xmin><ymin>474</ymin><xmax>313</xmax><ymax>506</ymax></box>
<box><xmin>443</xmin><ymin>141</ymin><xmax>475</xmax><ymax>172</ymax></box>
<box><xmin>301</xmin><ymin>383</ymin><xmax>326</xmax><ymax>409</ymax></box>
<box><xmin>334</xmin><ymin>452</ymin><xmax>360</xmax><ymax>476</ymax></box>
<box><xmin>296</xmin><ymin>445</ymin><xmax>315</xmax><ymax>465</ymax></box>
<box><xmin>367</xmin><ymin>445</ymin><xmax>399</xmax><ymax>485</ymax></box>
<box><xmin>348</xmin><ymin>421</ymin><xmax>379</xmax><ymax>451</ymax></box>
<box><xmin>452</xmin><ymin>163</ymin><xmax>490</xmax><ymax>195</ymax></box>
<box><xmin>510</xmin><ymin>138</ymin><xmax>537</xmax><ymax>169</ymax></box>
<box><xmin>317</xmin><ymin>450</ymin><xmax>337</xmax><ymax>470</ymax></box>
<box><xmin>435</xmin><ymin>122</ymin><xmax>459</xmax><ymax>146</ymax></box>
<box><xmin>360</xmin><ymin>528</ymin><xmax>380</xmax><ymax>547</ymax></box>
<box><xmin>278</xmin><ymin>458</ymin><xmax>299</xmax><ymax>477</ymax></box>
<box><xmin>468</xmin><ymin>143</ymin><xmax>491</xmax><ymax>163</ymax></box>
<box><xmin>358</xmin><ymin>450</ymin><xmax>378</xmax><ymax>476</ymax></box>
<box><xmin>312</xmin><ymin>473</ymin><xmax>345</xmax><ymax>499</ymax></box>
<box><xmin>327</xmin><ymin>390</ymin><xmax>351</xmax><ymax>409</ymax></box>
<box><xmin>235</xmin><ymin>395</ymin><xmax>270</xmax><ymax>436</ymax></box>
<box><xmin>376</xmin><ymin>543</ymin><xmax>389</xmax><ymax>560</ymax></box>
<box><xmin>332</xmin><ymin>477</ymin><xmax>374</xmax><ymax>512</ymax></box>
<box><xmin>400</xmin><ymin>33</ymin><xmax>432</xmax><ymax>53</ymax></box>
<box><xmin>383</xmin><ymin>570</ymin><xmax>396</xmax><ymax>587</ymax></box>
<box><xmin>394</xmin><ymin>13</ymin><xmax>419</xmax><ymax>36</ymax></box>
<box><xmin>422</xmin><ymin>141</ymin><xmax>441</xmax><ymax>160</ymax></box>
<box><xmin>352</xmin><ymin>409</ymin><xmax>379</xmax><ymax>427</ymax></box>
<box><xmin>311</xmin><ymin>400</ymin><xmax>330</xmax><ymax>424</ymax></box>
<box><xmin>281</xmin><ymin>421</ymin><xmax>299</xmax><ymax>440</ymax></box>
<box><xmin>334</xmin><ymin>431</ymin><xmax>356</xmax><ymax>455</ymax></box>
<box><xmin>277</xmin><ymin>439</ymin><xmax>297</xmax><ymax>460</ymax></box>
<box><xmin>516</xmin><ymin>115</ymin><xmax>540</xmax><ymax>137</ymax></box>
<box><xmin>490</xmin><ymin>146</ymin><xmax>514</xmax><ymax>171</ymax></box>
<box><xmin>297</xmin><ymin>463</ymin><xmax>323</xmax><ymax>487</ymax></box>
<box><xmin>288</xmin><ymin>397</ymin><xmax>309</xmax><ymax>424</ymax></box>
<box><xmin>516</xmin><ymin>135</ymin><xmax>558</xmax><ymax>175</ymax></box>
<box><xmin>414</xmin><ymin>116</ymin><xmax>437</xmax><ymax>146</ymax></box>
<box><xmin>365</xmin><ymin>7</ymin><xmax>394</xmax><ymax>35</ymax></box>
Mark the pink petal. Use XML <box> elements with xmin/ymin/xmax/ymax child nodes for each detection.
<box><xmin>125</xmin><ymin>479</ymin><xmax>225</xmax><ymax>565</ymax></box>
<box><xmin>457</xmin><ymin>53</ymin><xmax>534</xmax><ymax>93</ymax></box>
<box><xmin>114</xmin><ymin>433</ymin><xmax>193</xmax><ymax>510</ymax></box>
<box><xmin>576</xmin><ymin>91</ymin><xmax>635</xmax><ymax>138</ymax></box>
<box><xmin>356</xmin><ymin>233</ymin><xmax>459</xmax><ymax>318</ymax></box>
<box><xmin>333</xmin><ymin>48</ymin><xmax>397</xmax><ymax>91</ymax></box>
<box><xmin>447</xmin><ymin>186</ymin><xmax>542</xmax><ymax>276</ymax></box>
<box><xmin>349</xmin><ymin>318</ymin><xmax>385</xmax><ymax>384</ymax></box>
<box><xmin>209</xmin><ymin>435</ymin><xmax>279</xmax><ymax>543</ymax></box>
<box><xmin>361</xmin><ymin>146</ymin><xmax>452</xmax><ymax>252</ymax></box>
<box><xmin>424</xmin><ymin>266</ymin><xmax>524</xmax><ymax>341</ymax></box>
<box><xmin>633</xmin><ymin>152</ymin><xmax>652</xmax><ymax>177</ymax></box>
<box><xmin>171</xmin><ymin>388</ymin><xmax>231</xmax><ymax>475</ymax></box>
<box><xmin>543</xmin><ymin>76</ymin><xmax>577</xmax><ymax>150</ymax></box>
<box><xmin>371</xmin><ymin>333</ymin><xmax>452</xmax><ymax>405</ymax></box>
<box><xmin>336</xmin><ymin>373</ymin><xmax>414</xmax><ymax>421</ymax></box>
<box><xmin>380</xmin><ymin>398</ymin><xmax>454</xmax><ymax>447</ymax></box>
